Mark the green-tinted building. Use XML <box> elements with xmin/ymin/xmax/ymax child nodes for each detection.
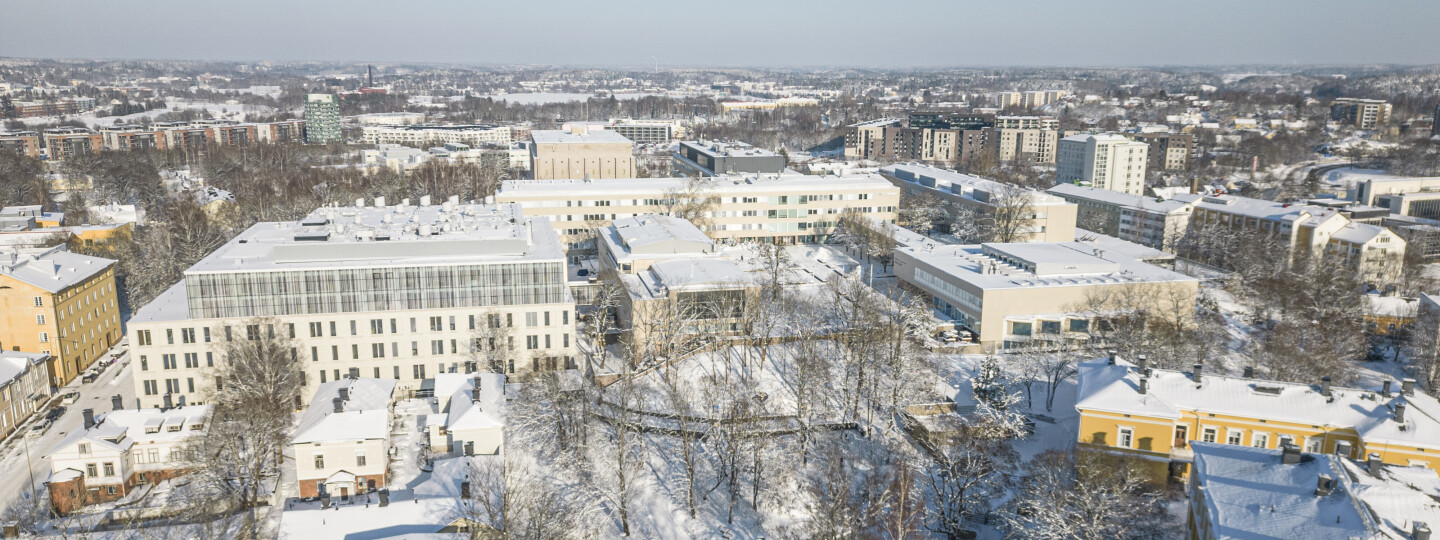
<box><xmin>304</xmin><ymin>94</ymin><xmax>341</xmax><ymax>144</ymax></box>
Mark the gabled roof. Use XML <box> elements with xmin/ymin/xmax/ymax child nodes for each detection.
<box><xmin>293</xmin><ymin>378</ymin><xmax>397</xmax><ymax>444</ymax></box>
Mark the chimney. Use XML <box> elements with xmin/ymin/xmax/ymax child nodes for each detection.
<box><xmin>1382</xmin><ymin>380</ymin><xmax>1392</xmax><ymax>396</ymax></box>
<box><xmin>471</xmin><ymin>376</ymin><xmax>482</xmax><ymax>403</ymax></box>
<box><xmin>1139</xmin><ymin>378</ymin><xmax>1148</xmax><ymax>395</ymax></box>
<box><xmin>338</xmin><ymin>386</ymin><xmax>349</xmax><ymax>401</ymax></box>
<box><xmin>1192</xmin><ymin>363</ymin><xmax>1203</xmax><ymax>385</ymax></box>
<box><xmin>1107</xmin><ymin>349</ymin><xmax>1118</xmax><ymax>365</ymax></box>
<box><xmin>2</xmin><ymin>521</ymin><xmax>17</xmax><ymax>538</ymax></box>
<box><xmin>333</xmin><ymin>397</ymin><xmax>345</xmax><ymax>413</ymax></box>
<box><xmin>1415</xmin><ymin>522</ymin><xmax>1431</xmax><ymax>540</ymax></box>
<box><xmin>375</xmin><ymin>196</ymin><xmax>385</xmax><ymax>208</ymax></box>
<box><xmin>460</xmin><ymin>480</ymin><xmax>471</xmax><ymax>498</ymax></box>
<box><xmin>1136</xmin><ymin>354</ymin><xmax>1148</xmax><ymax>373</ymax></box>
<box><xmin>1403</xmin><ymin>378</ymin><xmax>1417</xmax><ymax>396</ymax></box>
<box><xmin>1314</xmin><ymin>473</ymin><xmax>1335</xmax><ymax>496</ymax></box>
<box><xmin>1320</xmin><ymin>376</ymin><xmax>1332</xmax><ymax>399</ymax></box>
<box><xmin>1243</xmin><ymin>366</ymin><xmax>1255</xmax><ymax>378</ymax></box>
<box><xmin>1368</xmin><ymin>452</ymin><xmax>1384</xmax><ymax>476</ymax></box>
<box><xmin>1281</xmin><ymin>443</ymin><xmax>1302</xmax><ymax>464</ymax></box>
<box><xmin>1395</xmin><ymin>402</ymin><xmax>1407</xmax><ymax>424</ymax></box>
<box><xmin>163</xmin><ymin>394</ymin><xmax>173</xmax><ymax>410</ymax></box>
<box><xmin>82</xmin><ymin>409</ymin><xmax>95</xmax><ymax>430</ymax></box>
<box><xmin>111</xmin><ymin>394</ymin><xmax>123</xmax><ymax>411</ymax></box>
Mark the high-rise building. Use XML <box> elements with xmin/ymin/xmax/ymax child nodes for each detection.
<box><xmin>1432</xmin><ymin>104</ymin><xmax>1440</xmax><ymax>138</ymax></box>
<box><xmin>1057</xmin><ymin>133</ymin><xmax>1150</xmax><ymax>195</ymax></box>
<box><xmin>304</xmin><ymin>94</ymin><xmax>342</xmax><ymax>144</ymax></box>
<box><xmin>1330</xmin><ymin>98</ymin><xmax>1392</xmax><ymax>130</ymax></box>
<box><xmin>1123</xmin><ymin>132</ymin><xmax>1195</xmax><ymax>172</ymax></box>
<box><xmin>126</xmin><ymin>199</ymin><xmax>577</xmax><ymax>409</ymax></box>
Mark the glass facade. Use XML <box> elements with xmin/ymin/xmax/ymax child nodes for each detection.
<box><xmin>185</xmin><ymin>261</ymin><xmax>568</xmax><ymax>318</ymax></box>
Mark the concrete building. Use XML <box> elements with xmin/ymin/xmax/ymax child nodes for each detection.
<box><xmin>1352</xmin><ymin>176</ymin><xmax>1440</xmax><ymax>220</ymax></box>
<box><xmin>1330</xmin><ymin>98</ymin><xmax>1393</xmax><ymax>130</ymax></box>
<box><xmin>597</xmin><ymin>215</ymin><xmax>756</xmax><ymax>354</ymax></box>
<box><xmin>1077</xmin><ymin>355</ymin><xmax>1440</xmax><ymax>484</ymax></box>
<box><xmin>353</xmin><ymin>112</ymin><xmax>425</xmax><ymax>125</ymax></box>
<box><xmin>562</xmin><ymin>120</ymin><xmax>678</xmax><ymax>145</ymax></box>
<box><xmin>1047</xmin><ymin>183</ymin><xmax>1194</xmax><ymax>251</ymax></box>
<box><xmin>0</xmin><ymin>131</ymin><xmax>42</xmax><ymax>159</ymax></box>
<box><xmin>1057</xmin><ymin>134</ymin><xmax>1150</xmax><ymax>195</ymax></box>
<box><xmin>360</xmin><ymin>124</ymin><xmax>514</xmax><ymax>148</ymax></box>
<box><xmin>495</xmin><ymin>173</ymin><xmax>900</xmax><ymax>249</ymax></box>
<box><xmin>304</xmin><ymin>94</ymin><xmax>342</xmax><ymax>144</ymax></box>
<box><xmin>1123</xmin><ymin>131</ymin><xmax>1195</xmax><ymax>172</ymax></box>
<box><xmin>126</xmin><ymin>199</ymin><xmax>577</xmax><ymax>410</ymax></box>
<box><xmin>293</xmin><ymin>377</ymin><xmax>396</xmax><ymax>499</ymax></box>
<box><xmin>0</xmin><ymin>351</ymin><xmax>52</xmax><ymax>439</ymax></box>
<box><xmin>674</xmin><ymin>140</ymin><xmax>786</xmax><ymax>176</ymax></box>
<box><xmin>993</xmin><ymin>90</ymin><xmax>1066</xmax><ymax>109</ymax></box>
<box><xmin>529</xmin><ymin>126</ymin><xmax>635</xmax><ymax>180</ymax></box>
<box><xmin>894</xmin><ymin>235</ymin><xmax>1197</xmax><ymax>348</ymax></box>
<box><xmin>844</xmin><ymin>118</ymin><xmax>903</xmax><ymax>160</ymax></box>
<box><xmin>0</xmin><ymin>246</ymin><xmax>120</xmax><ymax>388</ymax></box>
<box><xmin>45</xmin><ymin>406</ymin><xmax>211</xmax><ymax>514</ymax></box>
<box><xmin>881</xmin><ymin>164</ymin><xmax>1077</xmax><ymax>242</ymax></box>
<box><xmin>1187</xmin><ymin>442</ymin><xmax>1440</xmax><ymax>540</ymax></box>
<box><xmin>42</xmin><ymin>128</ymin><xmax>102</xmax><ymax>161</ymax></box>
<box><xmin>1177</xmin><ymin>193</ymin><xmax>1407</xmax><ymax>282</ymax></box>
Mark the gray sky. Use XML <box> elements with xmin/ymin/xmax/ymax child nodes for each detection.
<box><xmin>4</xmin><ymin>0</ymin><xmax>1439</xmax><ymax>67</ymax></box>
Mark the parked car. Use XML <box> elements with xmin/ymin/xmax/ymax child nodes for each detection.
<box><xmin>81</xmin><ymin>371</ymin><xmax>98</xmax><ymax>383</ymax></box>
<box><xmin>28</xmin><ymin>420</ymin><xmax>49</xmax><ymax>437</ymax></box>
<box><xmin>61</xmin><ymin>392</ymin><xmax>79</xmax><ymax>405</ymax></box>
<box><xmin>45</xmin><ymin>407</ymin><xmax>65</xmax><ymax>422</ymax></box>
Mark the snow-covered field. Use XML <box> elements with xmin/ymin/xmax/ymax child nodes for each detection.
<box><xmin>13</xmin><ymin>98</ymin><xmax>277</xmax><ymax>128</ymax></box>
<box><xmin>476</xmin><ymin>92</ymin><xmax>662</xmax><ymax>105</ymax></box>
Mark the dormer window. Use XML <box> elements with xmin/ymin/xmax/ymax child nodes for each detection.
<box><xmin>167</xmin><ymin>425</ymin><xmax>181</xmax><ymax>432</ymax></box>
<box><xmin>145</xmin><ymin>427</ymin><xmax>160</xmax><ymax>434</ymax></box>
<box><xmin>77</xmin><ymin>443</ymin><xmax>90</xmax><ymax>455</ymax></box>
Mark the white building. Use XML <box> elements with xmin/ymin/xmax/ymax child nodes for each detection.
<box><xmin>1047</xmin><ymin>183</ymin><xmax>1194</xmax><ymax>251</ymax></box>
<box><xmin>45</xmin><ymin>406</ymin><xmax>210</xmax><ymax>514</ymax></box>
<box><xmin>85</xmin><ymin>203</ymin><xmax>146</xmax><ymax>226</ymax></box>
<box><xmin>423</xmin><ymin>373</ymin><xmax>504</xmax><ymax>456</ymax></box>
<box><xmin>127</xmin><ymin>199</ymin><xmax>577</xmax><ymax>410</ymax></box>
<box><xmin>360</xmin><ymin>124</ymin><xmax>514</xmax><ymax>148</ymax></box>
<box><xmin>1057</xmin><ymin>134</ymin><xmax>1150</xmax><ymax>196</ymax></box>
<box><xmin>293</xmin><ymin>377</ymin><xmax>396</xmax><ymax>499</ymax></box>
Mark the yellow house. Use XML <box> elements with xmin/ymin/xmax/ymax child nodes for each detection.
<box><xmin>1076</xmin><ymin>355</ymin><xmax>1440</xmax><ymax>485</ymax></box>
<box><xmin>0</xmin><ymin>246</ymin><xmax>121</xmax><ymax>388</ymax></box>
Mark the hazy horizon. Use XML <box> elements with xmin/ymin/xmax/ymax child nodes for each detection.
<box><xmin>6</xmin><ymin>0</ymin><xmax>1440</xmax><ymax>68</ymax></box>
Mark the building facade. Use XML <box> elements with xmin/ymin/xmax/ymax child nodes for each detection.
<box><xmin>529</xmin><ymin>127</ymin><xmax>635</xmax><ymax>180</ymax></box>
<box><xmin>0</xmin><ymin>351</ymin><xmax>52</xmax><ymax>439</ymax></box>
<box><xmin>0</xmin><ymin>131</ymin><xmax>42</xmax><ymax>159</ymax></box>
<box><xmin>881</xmin><ymin>164</ymin><xmax>1078</xmax><ymax>242</ymax></box>
<box><xmin>0</xmin><ymin>246</ymin><xmax>120</xmax><ymax>388</ymax></box>
<box><xmin>293</xmin><ymin>377</ymin><xmax>395</xmax><ymax>498</ymax></box>
<box><xmin>42</xmin><ymin>128</ymin><xmax>102</xmax><ymax>161</ymax></box>
<box><xmin>1048</xmin><ymin>183</ymin><xmax>1194</xmax><ymax>251</ymax></box>
<box><xmin>46</xmin><ymin>406</ymin><xmax>210</xmax><ymax>514</ymax></box>
<box><xmin>360</xmin><ymin>124</ymin><xmax>514</xmax><ymax>148</ymax></box>
<box><xmin>1057</xmin><ymin>134</ymin><xmax>1150</xmax><ymax>195</ymax></box>
<box><xmin>674</xmin><ymin>140</ymin><xmax>786</xmax><ymax>176</ymax></box>
<box><xmin>1330</xmin><ymin>98</ymin><xmax>1392</xmax><ymax>130</ymax></box>
<box><xmin>126</xmin><ymin>200</ymin><xmax>577</xmax><ymax>410</ymax></box>
<box><xmin>1124</xmin><ymin>132</ymin><xmax>1195</xmax><ymax>172</ymax></box>
<box><xmin>304</xmin><ymin>94</ymin><xmax>342</xmax><ymax>144</ymax></box>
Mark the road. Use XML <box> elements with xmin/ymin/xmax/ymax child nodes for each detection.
<box><xmin>0</xmin><ymin>342</ymin><xmax>135</xmax><ymax>513</ymax></box>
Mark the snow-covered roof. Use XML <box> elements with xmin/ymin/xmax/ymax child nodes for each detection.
<box><xmin>881</xmin><ymin>163</ymin><xmax>1071</xmax><ymax>207</ymax></box>
<box><xmin>1174</xmin><ymin>193</ymin><xmax>1340</xmax><ymax>225</ymax></box>
<box><xmin>530</xmin><ymin>128</ymin><xmax>632</xmax><ymax>144</ymax></box>
<box><xmin>293</xmin><ymin>378</ymin><xmax>397</xmax><ymax>445</ymax></box>
<box><xmin>0</xmin><ymin>351</ymin><xmax>46</xmax><ymax>388</ymax></box>
<box><xmin>1364</xmin><ymin>295</ymin><xmax>1419</xmax><ymax>319</ymax></box>
<box><xmin>1076</xmin><ymin>358</ymin><xmax>1440</xmax><ymax>450</ymax></box>
<box><xmin>610</xmin><ymin>214</ymin><xmax>712</xmax><ymax>253</ymax></box>
<box><xmin>1331</xmin><ymin>222</ymin><xmax>1389</xmax><ymax>244</ymax></box>
<box><xmin>649</xmin><ymin>258</ymin><xmax>750</xmax><ymax>290</ymax></box>
<box><xmin>0</xmin><ymin>245</ymin><xmax>115</xmax><ymax>293</ymax></box>
<box><xmin>1191</xmin><ymin>442</ymin><xmax>1373</xmax><ymax>539</ymax></box>
<box><xmin>1048</xmin><ymin>183</ymin><xmax>1193</xmax><ymax>214</ymax></box>
<box><xmin>498</xmin><ymin>173</ymin><xmax>895</xmax><ymax>199</ymax></box>
<box><xmin>49</xmin><ymin>405</ymin><xmax>212</xmax><ymax>457</ymax></box>
<box><xmin>277</xmin><ymin>455</ymin><xmax>490</xmax><ymax>539</ymax></box>
<box><xmin>898</xmin><ymin>240</ymin><xmax>1195</xmax><ymax>291</ymax></box>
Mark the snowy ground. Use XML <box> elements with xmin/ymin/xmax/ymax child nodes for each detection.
<box><xmin>475</xmin><ymin>92</ymin><xmax>663</xmax><ymax>105</ymax></box>
<box><xmin>13</xmin><ymin>98</ymin><xmax>278</xmax><ymax>128</ymax></box>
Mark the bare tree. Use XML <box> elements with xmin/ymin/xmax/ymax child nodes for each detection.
<box><xmin>470</xmin><ymin>309</ymin><xmax>515</xmax><ymax>373</ymax></box>
<box><xmin>1004</xmin><ymin>450</ymin><xmax>1169</xmax><ymax>540</ymax></box>
<box><xmin>463</xmin><ymin>456</ymin><xmax>586</xmax><ymax>540</ymax></box>
<box><xmin>925</xmin><ymin>434</ymin><xmax>1017</xmax><ymax>538</ymax></box>
<box><xmin>593</xmin><ymin>373</ymin><xmax>644</xmax><ymax>535</ymax></box>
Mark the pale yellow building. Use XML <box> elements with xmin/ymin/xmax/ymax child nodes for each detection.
<box><xmin>881</xmin><ymin>164</ymin><xmax>1078</xmax><ymax>243</ymax></box>
<box><xmin>1077</xmin><ymin>356</ymin><xmax>1440</xmax><ymax>485</ymax></box>
<box><xmin>529</xmin><ymin>126</ymin><xmax>635</xmax><ymax>180</ymax></box>
<box><xmin>0</xmin><ymin>246</ymin><xmax>121</xmax><ymax>388</ymax></box>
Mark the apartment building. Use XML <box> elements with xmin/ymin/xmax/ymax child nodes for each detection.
<box><xmin>0</xmin><ymin>246</ymin><xmax>121</xmax><ymax>388</ymax></box>
<box><xmin>1177</xmin><ymin>193</ymin><xmax>1406</xmax><ymax>281</ymax></box>
<box><xmin>1047</xmin><ymin>183</ymin><xmax>1193</xmax><ymax>251</ymax></box>
<box><xmin>1330</xmin><ymin>98</ymin><xmax>1393</xmax><ymax>130</ymax></box>
<box><xmin>46</xmin><ymin>406</ymin><xmax>210</xmax><ymax>514</ymax></box>
<box><xmin>894</xmin><ymin>236</ymin><xmax>1197</xmax><ymax>348</ymax></box>
<box><xmin>360</xmin><ymin>123</ymin><xmax>514</xmax><ymax>148</ymax></box>
<box><xmin>1123</xmin><ymin>131</ymin><xmax>1195</xmax><ymax>172</ymax></box>
<box><xmin>529</xmin><ymin>126</ymin><xmax>635</xmax><ymax>180</ymax></box>
<box><xmin>1077</xmin><ymin>355</ymin><xmax>1440</xmax><ymax>485</ymax></box>
<box><xmin>843</xmin><ymin>118</ymin><xmax>903</xmax><ymax>160</ymax></box>
<box><xmin>597</xmin><ymin>215</ymin><xmax>756</xmax><ymax>354</ymax></box>
<box><xmin>126</xmin><ymin>199</ymin><xmax>577</xmax><ymax>410</ymax></box>
<box><xmin>1187</xmin><ymin>442</ymin><xmax>1440</xmax><ymax>540</ymax></box>
<box><xmin>562</xmin><ymin>120</ymin><xmax>678</xmax><ymax>145</ymax></box>
<box><xmin>42</xmin><ymin>128</ymin><xmax>102</xmax><ymax>161</ymax></box>
<box><xmin>993</xmin><ymin>90</ymin><xmax>1066</xmax><ymax>110</ymax></box>
<box><xmin>0</xmin><ymin>131</ymin><xmax>42</xmax><ymax>158</ymax></box>
<box><xmin>304</xmin><ymin>94</ymin><xmax>342</xmax><ymax>144</ymax></box>
<box><xmin>1057</xmin><ymin>134</ymin><xmax>1150</xmax><ymax>195</ymax></box>
<box><xmin>0</xmin><ymin>351</ymin><xmax>52</xmax><ymax>439</ymax></box>
<box><xmin>674</xmin><ymin>140</ymin><xmax>786</xmax><ymax>176</ymax></box>
<box><xmin>881</xmin><ymin>164</ymin><xmax>1077</xmax><ymax>242</ymax></box>
<box><xmin>293</xmin><ymin>377</ymin><xmax>396</xmax><ymax>498</ymax></box>
<box><xmin>495</xmin><ymin>173</ymin><xmax>900</xmax><ymax>249</ymax></box>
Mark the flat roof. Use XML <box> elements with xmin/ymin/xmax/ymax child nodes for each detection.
<box><xmin>899</xmin><ymin>239</ymin><xmax>1195</xmax><ymax>290</ymax></box>
<box><xmin>498</xmin><ymin>173</ymin><xmax>896</xmax><ymax>199</ymax></box>
<box><xmin>185</xmin><ymin>202</ymin><xmax>565</xmax><ymax>275</ymax></box>
<box><xmin>530</xmin><ymin>129</ymin><xmax>633</xmax><ymax>145</ymax></box>
<box><xmin>679</xmin><ymin>140</ymin><xmax>778</xmax><ymax>158</ymax></box>
<box><xmin>882</xmin><ymin>164</ymin><xmax>1071</xmax><ymax>207</ymax></box>
<box><xmin>1048</xmin><ymin>183</ymin><xmax>1193</xmax><ymax>213</ymax></box>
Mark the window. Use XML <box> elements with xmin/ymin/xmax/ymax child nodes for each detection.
<box><xmin>309</xmin><ymin>322</ymin><xmax>322</xmax><ymax>338</ymax></box>
<box><xmin>526</xmin><ymin>313</ymin><xmax>538</xmax><ymax>327</ymax></box>
<box><xmin>526</xmin><ymin>336</ymin><xmax>539</xmax><ymax>350</ymax></box>
<box><xmin>137</xmin><ymin>330</ymin><xmax>151</xmax><ymax>346</ymax></box>
<box><xmin>1009</xmin><ymin>322</ymin><xmax>1031</xmax><ymax>337</ymax></box>
<box><xmin>314</xmin><ymin>454</ymin><xmax>325</xmax><ymax>469</ymax></box>
<box><xmin>78</xmin><ymin>443</ymin><xmax>90</xmax><ymax>455</ymax></box>
<box><xmin>351</xmin><ymin>344</ymin><xmax>359</xmax><ymax>359</ymax></box>
<box><xmin>246</xmin><ymin>325</ymin><xmax>259</xmax><ymax>340</ymax></box>
<box><xmin>38</xmin><ymin>332</ymin><xmax>48</xmax><ymax>343</ymax></box>
<box><xmin>33</xmin><ymin>297</ymin><xmax>43</xmax><ymax>307</ymax></box>
<box><xmin>563</xmin><ymin>311</ymin><xmax>569</xmax><ymax>325</ymax></box>
<box><xmin>544</xmin><ymin>312</ymin><xmax>551</xmax><ymax>326</ymax></box>
<box><xmin>1305</xmin><ymin>438</ymin><xmax>1323</xmax><ymax>453</ymax></box>
<box><xmin>431</xmin><ymin>340</ymin><xmax>444</xmax><ymax>355</ymax></box>
<box><xmin>372</xmin><ymin>343</ymin><xmax>386</xmax><ymax>358</ymax></box>
<box><xmin>35</xmin><ymin>315</ymin><xmax>45</xmax><ymax>325</ymax></box>
<box><xmin>103</xmin><ymin>462</ymin><xmax>115</xmax><ymax>476</ymax></box>
<box><xmin>162</xmin><ymin>354</ymin><xmax>176</xmax><ymax>370</ymax></box>
<box><xmin>356</xmin><ymin>450</ymin><xmax>367</xmax><ymax>467</ymax></box>
<box><xmin>181</xmin><ymin>328</ymin><xmax>195</xmax><ymax>344</ymax></box>
<box><xmin>413</xmin><ymin>364</ymin><xmax>426</xmax><ymax>379</ymax></box>
<box><xmin>1117</xmin><ymin>427</ymin><xmax>1133</xmax><ymax>448</ymax></box>
<box><xmin>148</xmin><ymin>449</ymin><xmax>158</xmax><ymax>463</ymax></box>
<box><xmin>349</xmin><ymin>320</ymin><xmax>357</xmax><ymax>336</ymax></box>
<box><xmin>449</xmin><ymin>316</ymin><xmax>456</xmax><ymax>330</ymax></box>
<box><xmin>203</xmin><ymin>327</ymin><xmax>211</xmax><ymax>343</ymax></box>
<box><xmin>1201</xmin><ymin>427</ymin><xmax>1217</xmax><ymax>443</ymax></box>
<box><xmin>86</xmin><ymin>464</ymin><xmax>98</xmax><ymax>477</ymax></box>
<box><xmin>1252</xmin><ymin>433</ymin><xmax>1269</xmax><ymax>448</ymax></box>
<box><xmin>1227</xmin><ymin>430</ymin><xmax>1243</xmax><ymax>445</ymax></box>
<box><xmin>370</xmin><ymin>319</ymin><xmax>384</xmax><ymax>334</ymax></box>
<box><xmin>206</xmin><ymin>352</ymin><xmax>214</xmax><ymax>367</ymax></box>
<box><xmin>140</xmin><ymin>356</ymin><xmax>148</xmax><ymax>371</ymax></box>
<box><xmin>184</xmin><ymin>353</ymin><xmax>199</xmax><ymax>368</ymax></box>
<box><xmin>430</xmin><ymin>316</ymin><xmax>442</xmax><ymax>331</ymax></box>
<box><xmin>329</xmin><ymin>321</ymin><xmax>337</xmax><ymax>337</ymax></box>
